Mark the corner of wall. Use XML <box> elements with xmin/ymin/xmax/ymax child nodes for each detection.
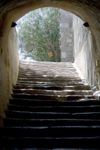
<box><xmin>73</xmin><ymin>15</ymin><xmax>96</xmax><ymax>88</ymax></box>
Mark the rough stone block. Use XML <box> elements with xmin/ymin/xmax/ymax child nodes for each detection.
<box><xmin>61</xmin><ymin>52</ymin><xmax>67</xmax><ymax>58</ymax></box>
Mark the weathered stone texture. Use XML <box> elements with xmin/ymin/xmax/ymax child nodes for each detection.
<box><xmin>0</xmin><ymin>0</ymin><xmax>100</xmax><ymax>125</ymax></box>
<box><xmin>73</xmin><ymin>15</ymin><xmax>96</xmax><ymax>87</ymax></box>
<box><xmin>61</xmin><ymin>9</ymin><xmax>98</xmax><ymax>88</ymax></box>
<box><xmin>0</xmin><ymin>28</ymin><xmax>19</xmax><ymax>126</ymax></box>
<box><xmin>61</xmin><ymin>10</ymin><xmax>74</xmax><ymax>62</ymax></box>
<box><xmin>73</xmin><ymin>15</ymin><xmax>89</xmax><ymax>59</ymax></box>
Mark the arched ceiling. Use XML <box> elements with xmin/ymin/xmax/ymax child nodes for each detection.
<box><xmin>0</xmin><ymin>0</ymin><xmax>100</xmax><ymax>26</ymax></box>
<box><xmin>0</xmin><ymin>0</ymin><xmax>100</xmax><ymax>61</ymax></box>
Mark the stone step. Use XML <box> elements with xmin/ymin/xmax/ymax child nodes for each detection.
<box><xmin>19</xmin><ymin>67</ymin><xmax>76</xmax><ymax>69</ymax></box>
<box><xmin>19</xmin><ymin>71</ymin><xmax>78</xmax><ymax>74</ymax></box>
<box><xmin>5</xmin><ymin>110</ymin><xmax>100</xmax><ymax>119</ymax></box>
<box><xmin>18</xmin><ymin>77</ymin><xmax>82</xmax><ymax>82</ymax></box>
<box><xmin>12</xmin><ymin>93</ymin><xmax>95</xmax><ymax>100</ymax></box>
<box><xmin>19</xmin><ymin>69</ymin><xmax>77</xmax><ymax>73</ymax></box>
<box><xmin>18</xmin><ymin>69</ymin><xmax>79</xmax><ymax>72</ymax></box>
<box><xmin>16</xmin><ymin>83</ymin><xmax>85</xmax><ymax>87</ymax></box>
<box><xmin>19</xmin><ymin>66</ymin><xmax>75</xmax><ymax>69</ymax></box>
<box><xmin>19</xmin><ymin>70</ymin><xmax>78</xmax><ymax>73</ymax></box>
<box><xmin>18</xmin><ymin>74</ymin><xmax>81</xmax><ymax>78</ymax></box>
<box><xmin>14</xmin><ymin>85</ymin><xmax>91</xmax><ymax>90</ymax></box>
<box><xmin>13</xmin><ymin>89</ymin><xmax>93</xmax><ymax>95</ymax></box>
<box><xmin>9</xmin><ymin>99</ymin><xmax>100</xmax><ymax>106</ymax></box>
<box><xmin>3</xmin><ymin>118</ymin><xmax>100</xmax><ymax>127</ymax></box>
<box><xmin>19</xmin><ymin>64</ymin><xmax>74</xmax><ymax>67</ymax></box>
<box><xmin>0</xmin><ymin>148</ymin><xmax>99</xmax><ymax>150</ymax></box>
<box><xmin>18</xmin><ymin>73</ymin><xmax>80</xmax><ymax>76</ymax></box>
<box><xmin>19</xmin><ymin>63</ymin><xmax>74</xmax><ymax>65</ymax></box>
<box><xmin>1</xmin><ymin>126</ymin><xmax>100</xmax><ymax>137</ymax></box>
<box><xmin>0</xmin><ymin>136</ymin><xmax>100</xmax><ymax>148</ymax></box>
<box><xmin>19</xmin><ymin>61</ymin><xmax>73</xmax><ymax>65</ymax></box>
<box><xmin>18</xmin><ymin>75</ymin><xmax>80</xmax><ymax>78</ymax></box>
<box><xmin>7</xmin><ymin>104</ymin><xmax>100</xmax><ymax>113</ymax></box>
<box><xmin>1</xmin><ymin>61</ymin><xmax>100</xmax><ymax>150</ymax></box>
<box><xmin>17</xmin><ymin>81</ymin><xmax>84</xmax><ymax>85</ymax></box>
<box><xmin>19</xmin><ymin>68</ymin><xmax>76</xmax><ymax>71</ymax></box>
<box><xmin>18</xmin><ymin>77</ymin><xmax>81</xmax><ymax>82</ymax></box>
<box><xmin>18</xmin><ymin>75</ymin><xmax>81</xmax><ymax>79</ymax></box>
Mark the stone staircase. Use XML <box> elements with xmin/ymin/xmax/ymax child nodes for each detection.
<box><xmin>0</xmin><ymin>61</ymin><xmax>100</xmax><ymax>150</ymax></box>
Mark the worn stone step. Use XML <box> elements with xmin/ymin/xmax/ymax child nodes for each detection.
<box><xmin>19</xmin><ymin>62</ymin><xmax>74</xmax><ymax>66</ymax></box>
<box><xmin>16</xmin><ymin>82</ymin><xmax>85</xmax><ymax>87</ymax></box>
<box><xmin>18</xmin><ymin>76</ymin><xmax>81</xmax><ymax>80</ymax></box>
<box><xmin>18</xmin><ymin>75</ymin><xmax>81</xmax><ymax>80</ymax></box>
<box><xmin>13</xmin><ymin>89</ymin><xmax>93</xmax><ymax>96</ymax></box>
<box><xmin>18</xmin><ymin>73</ymin><xmax>79</xmax><ymax>76</ymax></box>
<box><xmin>0</xmin><ymin>148</ymin><xmax>99</xmax><ymax>150</ymax></box>
<box><xmin>19</xmin><ymin>63</ymin><xmax>74</xmax><ymax>65</ymax></box>
<box><xmin>5</xmin><ymin>110</ymin><xmax>100</xmax><ymax>119</ymax></box>
<box><xmin>9</xmin><ymin>98</ymin><xmax>100</xmax><ymax>106</ymax></box>
<box><xmin>1</xmin><ymin>61</ymin><xmax>100</xmax><ymax>150</ymax></box>
<box><xmin>19</xmin><ymin>67</ymin><xmax>75</xmax><ymax>69</ymax></box>
<box><xmin>19</xmin><ymin>70</ymin><xmax>78</xmax><ymax>74</ymax></box>
<box><xmin>19</xmin><ymin>65</ymin><xmax>74</xmax><ymax>68</ymax></box>
<box><xmin>17</xmin><ymin>81</ymin><xmax>84</xmax><ymax>86</ymax></box>
<box><xmin>18</xmin><ymin>73</ymin><xmax>80</xmax><ymax>77</ymax></box>
<box><xmin>19</xmin><ymin>69</ymin><xmax>76</xmax><ymax>72</ymax></box>
<box><xmin>18</xmin><ymin>77</ymin><xmax>82</xmax><ymax>82</ymax></box>
<box><xmin>3</xmin><ymin>118</ymin><xmax>100</xmax><ymax>127</ymax></box>
<box><xmin>19</xmin><ymin>62</ymin><xmax>73</xmax><ymax>65</ymax></box>
<box><xmin>0</xmin><ymin>136</ymin><xmax>100</xmax><ymax>148</ymax></box>
<box><xmin>17</xmin><ymin>80</ymin><xmax>84</xmax><ymax>84</ymax></box>
<box><xmin>19</xmin><ymin>64</ymin><xmax>74</xmax><ymax>67</ymax></box>
<box><xmin>8</xmin><ymin>104</ymin><xmax>100</xmax><ymax>113</ymax></box>
<box><xmin>1</xmin><ymin>126</ymin><xmax>100</xmax><ymax>137</ymax></box>
<box><xmin>19</xmin><ymin>70</ymin><xmax>77</xmax><ymax>74</ymax></box>
<box><xmin>19</xmin><ymin>66</ymin><xmax>77</xmax><ymax>69</ymax></box>
<box><xmin>14</xmin><ymin>85</ymin><xmax>91</xmax><ymax>90</ymax></box>
<box><xmin>12</xmin><ymin>93</ymin><xmax>95</xmax><ymax>100</ymax></box>
<box><xmin>19</xmin><ymin>67</ymin><xmax>75</xmax><ymax>70</ymax></box>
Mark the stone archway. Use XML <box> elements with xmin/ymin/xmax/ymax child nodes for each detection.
<box><xmin>0</xmin><ymin>0</ymin><xmax>100</xmax><ymax>124</ymax></box>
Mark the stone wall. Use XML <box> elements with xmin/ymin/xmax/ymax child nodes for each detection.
<box><xmin>61</xmin><ymin>11</ymin><xmax>97</xmax><ymax>87</ymax></box>
<box><xmin>61</xmin><ymin>10</ymin><xmax>74</xmax><ymax>62</ymax></box>
<box><xmin>73</xmin><ymin>15</ymin><xmax>96</xmax><ymax>87</ymax></box>
<box><xmin>73</xmin><ymin>15</ymin><xmax>89</xmax><ymax>59</ymax></box>
<box><xmin>0</xmin><ymin>28</ymin><xmax>19</xmax><ymax>127</ymax></box>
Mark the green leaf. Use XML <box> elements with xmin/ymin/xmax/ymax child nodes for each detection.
<box><xmin>17</xmin><ymin>7</ymin><xmax>61</xmax><ymax>62</ymax></box>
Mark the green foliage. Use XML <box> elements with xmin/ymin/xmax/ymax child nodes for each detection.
<box><xmin>17</xmin><ymin>7</ymin><xmax>61</xmax><ymax>61</ymax></box>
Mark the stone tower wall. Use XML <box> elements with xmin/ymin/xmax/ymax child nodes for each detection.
<box><xmin>61</xmin><ymin>10</ymin><xmax>74</xmax><ymax>62</ymax></box>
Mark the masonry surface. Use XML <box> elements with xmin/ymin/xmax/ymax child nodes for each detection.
<box><xmin>0</xmin><ymin>0</ymin><xmax>100</xmax><ymax>127</ymax></box>
<box><xmin>1</xmin><ymin>61</ymin><xmax>100</xmax><ymax>149</ymax></box>
<box><xmin>61</xmin><ymin>10</ymin><xmax>74</xmax><ymax>62</ymax></box>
